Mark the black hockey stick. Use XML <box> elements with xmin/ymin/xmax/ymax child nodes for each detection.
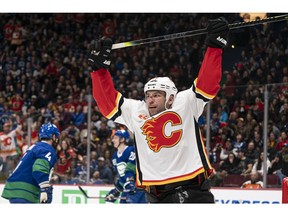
<box><xmin>78</xmin><ymin>185</ymin><xmax>103</xmax><ymax>199</ymax></box>
<box><xmin>112</xmin><ymin>14</ymin><xmax>288</xmax><ymax>50</ymax></box>
<box><xmin>78</xmin><ymin>185</ymin><xmax>126</xmax><ymax>200</ymax></box>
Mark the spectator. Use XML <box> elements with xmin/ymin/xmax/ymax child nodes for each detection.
<box><xmin>237</xmin><ymin>149</ymin><xmax>254</xmax><ymax>178</ymax></box>
<box><xmin>277</xmin><ymin>114</ymin><xmax>288</xmax><ymax>133</ymax></box>
<box><xmin>241</xmin><ymin>171</ymin><xmax>263</xmax><ymax>189</ymax></box>
<box><xmin>217</xmin><ymin>106</ymin><xmax>228</xmax><ymax>124</ymax></box>
<box><xmin>219</xmin><ymin>138</ymin><xmax>238</xmax><ymax>161</ymax></box>
<box><xmin>55</xmin><ymin>139</ymin><xmax>74</xmax><ymax>176</ymax></box>
<box><xmin>267</xmin><ymin>132</ymin><xmax>279</xmax><ymax>161</ymax></box>
<box><xmin>251</xmin><ymin>130</ymin><xmax>264</xmax><ymax>152</ymax></box>
<box><xmin>210</xmin><ymin>112</ymin><xmax>220</xmax><ymax>138</ymax></box>
<box><xmin>97</xmin><ymin>122</ymin><xmax>111</xmax><ymax>142</ymax></box>
<box><xmin>232</xmin><ymin>133</ymin><xmax>246</xmax><ymax>151</ymax></box>
<box><xmin>74</xmin><ymin>135</ymin><xmax>89</xmax><ymax>157</ymax></box>
<box><xmin>96</xmin><ymin>157</ymin><xmax>114</xmax><ymax>184</ymax></box>
<box><xmin>90</xmin><ymin>171</ymin><xmax>105</xmax><ymax>185</ymax></box>
<box><xmin>0</xmin><ymin>119</ymin><xmax>22</xmax><ymax>167</ymax></box>
<box><xmin>268</xmin><ymin>120</ymin><xmax>281</xmax><ymax>139</ymax></box>
<box><xmin>275</xmin><ymin>131</ymin><xmax>288</xmax><ymax>151</ymax></box>
<box><xmin>10</xmin><ymin>93</ymin><xmax>23</xmax><ymax>114</ymax></box>
<box><xmin>244</xmin><ymin>111</ymin><xmax>258</xmax><ymax>138</ymax></box>
<box><xmin>245</xmin><ymin>141</ymin><xmax>259</xmax><ymax>162</ymax></box>
<box><xmin>272</xmin><ymin>144</ymin><xmax>288</xmax><ymax>185</ymax></box>
<box><xmin>234</xmin><ymin>118</ymin><xmax>250</xmax><ymax>142</ymax></box>
<box><xmin>74</xmin><ymin>156</ymin><xmax>94</xmax><ymax>184</ymax></box>
<box><xmin>220</xmin><ymin>152</ymin><xmax>242</xmax><ymax>175</ymax></box>
<box><xmin>212</xmin><ymin>152</ymin><xmax>242</xmax><ymax>187</ymax></box>
<box><xmin>71</xmin><ymin>104</ymin><xmax>85</xmax><ymax>128</ymax></box>
<box><xmin>252</xmin><ymin>151</ymin><xmax>271</xmax><ymax>177</ymax></box>
<box><xmin>90</xmin><ymin>150</ymin><xmax>99</xmax><ymax>171</ymax></box>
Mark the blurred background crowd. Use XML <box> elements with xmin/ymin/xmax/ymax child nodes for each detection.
<box><xmin>0</xmin><ymin>13</ymin><xmax>288</xmax><ymax>188</ymax></box>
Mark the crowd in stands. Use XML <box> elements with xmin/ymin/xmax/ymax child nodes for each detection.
<box><xmin>0</xmin><ymin>13</ymin><xmax>288</xmax><ymax>187</ymax></box>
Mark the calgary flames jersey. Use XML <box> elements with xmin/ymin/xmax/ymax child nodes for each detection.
<box><xmin>0</xmin><ymin>125</ymin><xmax>21</xmax><ymax>160</ymax></box>
<box><xmin>91</xmin><ymin>47</ymin><xmax>222</xmax><ymax>186</ymax></box>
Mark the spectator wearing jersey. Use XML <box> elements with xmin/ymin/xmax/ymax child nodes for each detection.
<box><xmin>232</xmin><ymin>133</ymin><xmax>246</xmax><ymax>151</ymax></box>
<box><xmin>241</xmin><ymin>171</ymin><xmax>263</xmax><ymax>189</ymax></box>
<box><xmin>55</xmin><ymin>139</ymin><xmax>74</xmax><ymax>176</ymax></box>
<box><xmin>0</xmin><ymin>119</ymin><xmax>22</xmax><ymax>167</ymax></box>
<box><xmin>74</xmin><ymin>156</ymin><xmax>94</xmax><ymax>184</ymax></box>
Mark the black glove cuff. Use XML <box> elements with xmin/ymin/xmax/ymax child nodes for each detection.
<box><xmin>205</xmin><ymin>32</ymin><xmax>229</xmax><ymax>48</ymax></box>
<box><xmin>88</xmin><ymin>38</ymin><xmax>113</xmax><ymax>71</ymax></box>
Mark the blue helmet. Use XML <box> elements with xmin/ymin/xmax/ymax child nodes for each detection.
<box><xmin>114</xmin><ymin>129</ymin><xmax>130</xmax><ymax>143</ymax></box>
<box><xmin>39</xmin><ymin>123</ymin><xmax>60</xmax><ymax>140</ymax></box>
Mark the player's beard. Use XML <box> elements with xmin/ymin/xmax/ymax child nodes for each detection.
<box><xmin>52</xmin><ymin>137</ymin><xmax>59</xmax><ymax>149</ymax></box>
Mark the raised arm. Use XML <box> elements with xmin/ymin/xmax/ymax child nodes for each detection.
<box><xmin>195</xmin><ymin>17</ymin><xmax>229</xmax><ymax>99</ymax></box>
<box><xmin>90</xmin><ymin>69</ymin><xmax>122</xmax><ymax>119</ymax></box>
<box><xmin>88</xmin><ymin>38</ymin><xmax>123</xmax><ymax>119</ymax></box>
<box><xmin>195</xmin><ymin>47</ymin><xmax>223</xmax><ymax>98</ymax></box>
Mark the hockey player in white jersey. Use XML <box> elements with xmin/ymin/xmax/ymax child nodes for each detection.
<box><xmin>88</xmin><ymin>17</ymin><xmax>229</xmax><ymax>203</ymax></box>
<box><xmin>105</xmin><ymin>129</ymin><xmax>147</xmax><ymax>203</ymax></box>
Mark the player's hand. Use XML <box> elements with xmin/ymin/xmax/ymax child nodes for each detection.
<box><xmin>88</xmin><ymin>37</ymin><xmax>113</xmax><ymax>71</ymax></box>
<box><xmin>123</xmin><ymin>180</ymin><xmax>136</xmax><ymax>194</ymax></box>
<box><xmin>205</xmin><ymin>17</ymin><xmax>229</xmax><ymax>49</ymax></box>
<box><xmin>105</xmin><ymin>188</ymin><xmax>120</xmax><ymax>203</ymax></box>
<box><xmin>39</xmin><ymin>184</ymin><xmax>53</xmax><ymax>203</ymax></box>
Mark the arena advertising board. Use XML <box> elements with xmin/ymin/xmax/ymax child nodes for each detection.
<box><xmin>0</xmin><ymin>184</ymin><xmax>282</xmax><ymax>204</ymax></box>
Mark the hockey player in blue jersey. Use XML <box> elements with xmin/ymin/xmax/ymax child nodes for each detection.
<box><xmin>105</xmin><ymin>129</ymin><xmax>147</xmax><ymax>203</ymax></box>
<box><xmin>1</xmin><ymin>122</ymin><xmax>60</xmax><ymax>203</ymax></box>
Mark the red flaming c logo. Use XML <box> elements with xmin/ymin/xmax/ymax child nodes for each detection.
<box><xmin>141</xmin><ymin>111</ymin><xmax>182</xmax><ymax>152</ymax></box>
<box><xmin>2</xmin><ymin>137</ymin><xmax>12</xmax><ymax>147</ymax></box>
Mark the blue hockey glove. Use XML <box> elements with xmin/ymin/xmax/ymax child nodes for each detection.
<box><xmin>39</xmin><ymin>184</ymin><xmax>53</xmax><ymax>203</ymax></box>
<box><xmin>123</xmin><ymin>180</ymin><xmax>136</xmax><ymax>194</ymax></box>
<box><xmin>205</xmin><ymin>17</ymin><xmax>229</xmax><ymax>49</ymax></box>
<box><xmin>105</xmin><ymin>188</ymin><xmax>120</xmax><ymax>203</ymax></box>
<box><xmin>88</xmin><ymin>37</ymin><xmax>113</xmax><ymax>71</ymax></box>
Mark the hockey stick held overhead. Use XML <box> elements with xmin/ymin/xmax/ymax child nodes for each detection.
<box><xmin>112</xmin><ymin>14</ymin><xmax>288</xmax><ymax>50</ymax></box>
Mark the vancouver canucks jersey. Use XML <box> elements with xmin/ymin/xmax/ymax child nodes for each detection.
<box><xmin>112</xmin><ymin>145</ymin><xmax>136</xmax><ymax>188</ymax></box>
<box><xmin>1</xmin><ymin>141</ymin><xmax>57</xmax><ymax>203</ymax></box>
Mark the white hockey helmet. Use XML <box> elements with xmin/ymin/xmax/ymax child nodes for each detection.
<box><xmin>144</xmin><ymin>77</ymin><xmax>178</xmax><ymax>106</ymax></box>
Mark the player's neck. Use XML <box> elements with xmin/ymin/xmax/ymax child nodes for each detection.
<box><xmin>41</xmin><ymin>140</ymin><xmax>52</xmax><ymax>145</ymax></box>
<box><xmin>117</xmin><ymin>144</ymin><xmax>127</xmax><ymax>154</ymax></box>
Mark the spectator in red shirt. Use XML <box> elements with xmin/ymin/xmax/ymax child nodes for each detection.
<box><xmin>10</xmin><ymin>93</ymin><xmax>23</xmax><ymax>114</ymax></box>
<box><xmin>55</xmin><ymin>139</ymin><xmax>74</xmax><ymax>176</ymax></box>
<box><xmin>276</xmin><ymin>131</ymin><xmax>288</xmax><ymax>151</ymax></box>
